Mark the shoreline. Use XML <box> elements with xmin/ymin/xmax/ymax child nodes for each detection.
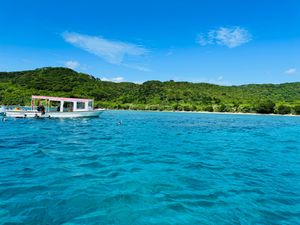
<box><xmin>3</xmin><ymin>105</ymin><xmax>300</xmax><ymax>118</ymax></box>
<box><xmin>112</xmin><ymin>109</ymin><xmax>300</xmax><ymax>117</ymax></box>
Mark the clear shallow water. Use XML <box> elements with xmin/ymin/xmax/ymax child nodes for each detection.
<box><xmin>1</xmin><ymin>111</ymin><xmax>300</xmax><ymax>225</ymax></box>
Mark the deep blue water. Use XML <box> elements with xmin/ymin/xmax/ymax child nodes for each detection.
<box><xmin>1</xmin><ymin>110</ymin><xmax>300</xmax><ymax>225</ymax></box>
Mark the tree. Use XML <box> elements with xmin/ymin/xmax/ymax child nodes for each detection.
<box><xmin>293</xmin><ymin>105</ymin><xmax>300</xmax><ymax>115</ymax></box>
<box><xmin>238</xmin><ymin>104</ymin><xmax>252</xmax><ymax>113</ymax></box>
<box><xmin>213</xmin><ymin>104</ymin><xmax>226</xmax><ymax>112</ymax></box>
<box><xmin>203</xmin><ymin>105</ymin><xmax>213</xmax><ymax>112</ymax></box>
<box><xmin>275</xmin><ymin>104</ymin><xmax>291</xmax><ymax>114</ymax></box>
<box><xmin>2</xmin><ymin>67</ymin><xmax>300</xmax><ymax>115</ymax></box>
<box><xmin>255</xmin><ymin>100</ymin><xmax>275</xmax><ymax>114</ymax></box>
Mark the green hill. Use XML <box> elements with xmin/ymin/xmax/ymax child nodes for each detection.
<box><xmin>1</xmin><ymin>67</ymin><xmax>300</xmax><ymax>114</ymax></box>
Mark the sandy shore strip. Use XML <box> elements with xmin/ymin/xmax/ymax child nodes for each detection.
<box><xmin>116</xmin><ymin>109</ymin><xmax>300</xmax><ymax>117</ymax></box>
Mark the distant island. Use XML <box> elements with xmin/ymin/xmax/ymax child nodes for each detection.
<box><xmin>1</xmin><ymin>67</ymin><xmax>300</xmax><ymax>115</ymax></box>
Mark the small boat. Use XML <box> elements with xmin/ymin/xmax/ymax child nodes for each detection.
<box><xmin>5</xmin><ymin>96</ymin><xmax>105</xmax><ymax>118</ymax></box>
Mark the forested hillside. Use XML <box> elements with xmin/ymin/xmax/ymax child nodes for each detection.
<box><xmin>1</xmin><ymin>67</ymin><xmax>300</xmax><ymax>114</ymax></box>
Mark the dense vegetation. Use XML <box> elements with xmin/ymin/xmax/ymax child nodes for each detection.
<box><xmin>1</xmin><ymin>67</ymin><xmax>300</xmax><ymax>115</ymax></box>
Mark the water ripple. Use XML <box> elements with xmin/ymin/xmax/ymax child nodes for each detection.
<box><xmin>1</xmin><ymin>111</ymin><xmax>300</xmax><ymax>224</ymax></box>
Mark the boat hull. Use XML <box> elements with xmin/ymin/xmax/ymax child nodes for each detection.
<box><xmin>5</xmin><ymin>109</ymin><xmax>105</xmax><ymax>118</ymax></box>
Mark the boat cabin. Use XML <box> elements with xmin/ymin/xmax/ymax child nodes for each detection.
<box><xmin>31</xmin><ymin>95</ymin><xmax>94</xmax><ymax>113</ymax></box>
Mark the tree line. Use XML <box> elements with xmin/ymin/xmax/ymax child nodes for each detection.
<box><xmin>1</xmin><ymin>67</ymin><xmax>300</xmax><ymax>115</ymax></box>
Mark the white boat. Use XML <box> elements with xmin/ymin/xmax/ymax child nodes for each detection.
<box><xmin>5</xmin><ymin>96</ymin><xmax>105</xmax><ymax>118</ymax></box>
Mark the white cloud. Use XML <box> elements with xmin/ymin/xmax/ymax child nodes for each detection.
<box><xmin>132</xmin><ymin>81</ymin><xmax>143</xmax><ymax>84</ymax></box>
<box><xmin>101</xmin><ymin>76</ymin><xmax>125</xmax><ymax>82</ymax></box>
<box><xmin>217</xmin><ymin>75</ymin><xmax>223</xmax><ymax>81</ymax></box>
<box><xmin>113</xmin><ymin>77</ymin><xmax>125</xmax><ymax>82</ymax></box>
<box><xmin>285</xmin><ymin>68</ymin><xmax>296</xmax><ymax>75</ymax></box>
<box><xmin>64</xmin><ymin>60</ymin><xmax>80</xmax><ymax>69</ymax></box>
<box><xmin>197</xmin><ymin>26</ymin><xmax>251</xmax><ymax>48</ymax></box>
<box><xmin>62</xmin><ymin>32</ymin><xmax>148</xmax><ymax>66</ymax></box>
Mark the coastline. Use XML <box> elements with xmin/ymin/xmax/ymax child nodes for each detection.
<box><xmin>112</xmin><ymin>108</ymin><xmax>300</xmax><ymax>117</ymax></box>
<box><xmin>3</xmin><ymin>105</ymin><xmax>300</xmax><ymax>117</ymax></box>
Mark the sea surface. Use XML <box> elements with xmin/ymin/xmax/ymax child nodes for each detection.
<box><xmin>1</xmin><ymin>111</ymin><xmax>300</xmax><ymax>225</ymax></box>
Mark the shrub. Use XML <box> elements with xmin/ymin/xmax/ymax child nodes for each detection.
<box><xmin>238</xmin><ymin>104</ymin><xmax>252</xmax><ymax>113</ymax></box>
<box><xmin>182</xmin><ymin>104</ymin><xmax>196</xmax><ymax>111</ymax></box>
<box><xmin>147</xmin><ymin>105</ymin><xmax>160</xmax><ymax>110</ymax></box>
<box><xmin>293</xmin><ymin>105</ymin><xmax>300</xmax><ymax>115</ymax></box>
<box><xmin>275</xmin><ymin>104</ymin><xmax>291</xmax><ymax>114</ymax></box>
<box><xmin>176</xmin><ymin>104</ymin><xmax>185</xmax><ymax>111</ymax></box>
<box><xmin>213</xmin><ymin>104</ymin><xmax>227</xmax><ymax>112</ymax></box>
<box><xmin>255</xmin><ymin>100</ymin><xmax>275</xmax><ymax>114</ymax></box>
<box><xmin>197</xmin><ymin>105</ymin><xmax>213</xmax><ymax>112</ymax></box>
<box><xmin>158</xmin><ymin>105</ymin><xmax>173</xmax><ymax>111</ymax></box>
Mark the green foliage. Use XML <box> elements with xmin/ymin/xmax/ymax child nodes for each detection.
<box><xmin>293</xmin><ymin>105</ymin><xmax>300</xmax><ymax>115</ymax></box>
<box><xmin>213</xmin><ymin>104</ymin><xmax>227</xmax><ymax>112</ymax></box>
<box><xmin>275</xmin><ymin>104</ymin><xmax>291</xmax><ymax>114</ymax></box>
<box><xmin>237</xmin><ymin>104</ymin><xmax>253</xmax><ymax>113</ymax></box>
<box><xmin>255</xmin><ymin>100</ymin><xmax>275</xmax><ymax>114</ymax></box>
<box><xmin>201</xmin><ymin>105</ymin><xmax>214</xmax><ymax>112</ymax></box>
<box><xmin>1</xmin><ymin>67</ymin><xmax>300</xmax><ymax>115</ymax></box>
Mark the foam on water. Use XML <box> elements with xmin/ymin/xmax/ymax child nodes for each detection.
<box><xmin>1</xmin><ymin>111</ymin><xmax>300</xmax><ymax>224</ymax></box>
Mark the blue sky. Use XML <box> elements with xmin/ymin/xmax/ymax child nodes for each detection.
<box><xmin>0</xmin><ymin>0</ymin><xmax>299</xmax><ymax>84</ymax></box>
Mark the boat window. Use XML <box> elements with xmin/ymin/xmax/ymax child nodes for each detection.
<box><xmin>49</xmin><ymin>101</ymin><xmax>60</xmax><ymax>112</ymax></box>
<box><xmin>77</xmin><ymin>102</ymin><xmax>85</xmax><ymax>109</ymax></box>
<box><xmin>63</xmin><ymin>102</ymin><xmax>73</xmax><ymax>112</ymax></box>
<box><xmin>88</xmin><ymin>101</ymin><xmax>93</xmax><ymax>109</ymax></box>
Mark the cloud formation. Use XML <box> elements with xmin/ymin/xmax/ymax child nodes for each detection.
<box><xmin>64</xmin><ymin>60</ymin><xmax>80</xmax><ymax>69</ymax></box>
<box><xmin>101</xmin><ymin>76</ymin><xmax>125</xmax><ymax>82</ymax></box>
<box><xmin>62</xmin><ymin>32</ymin><xmax>148</xmax><ymax>66</ymax></box>
<box><xmin>217</xmin><ymin>75</ymin><xmax>223</xmax><ymax>81</ymax></box>
<box><xmin>197</xmin><ymin>26</ymin><xmax>251</xmax><ymax>48</ymax></box>
<box><xmin>285</xmin><ymin>68</ymin><xmax>296</xmax><ymax>75</ymax></box>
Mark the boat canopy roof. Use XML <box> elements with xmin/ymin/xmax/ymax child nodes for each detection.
<box><xmin>32</xmin><ymin>95</ymin><xmax>93</xmax><ymax>102</ymax></box>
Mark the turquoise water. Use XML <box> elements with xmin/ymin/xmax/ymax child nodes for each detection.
<box><xmin>1</xmin><ymin>111</ymin><xmax>300</xmax><ymax>224</ymax></box>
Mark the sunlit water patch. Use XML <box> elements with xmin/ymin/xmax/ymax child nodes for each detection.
<box><xmin>1</xmin><ymin>111</ymin><xmax>300</xmax><ymax>224</ymax></box>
